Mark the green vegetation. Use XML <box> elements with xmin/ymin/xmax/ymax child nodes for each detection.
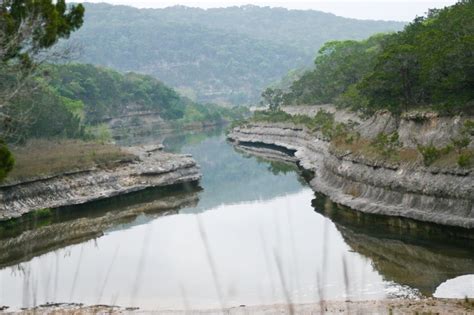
<box><xmin>371</xmin><ymin>132</ymin><xmax>401</xmax><ymax>157</ymax></box>
<box><xmin>260</xmin><ymin>88</ymin><xmax>284</xmax><ymax>111</ymax></box>
<box><xmin>245</xmin><ymin>109</ymin><xmax>473</xmax><ymax>168</ymax></box>
<box><xmin>34</xmin><ymin>208</ymin><xmax>53</xmax><ymax>220</ymax></box>
<box><xmin>281</xmin><ymin>1</ymin><xmax>474</xmax><ymax>115</ymax></box>
<box><xmin>0</xmin><ymin>0</ymin><xmax>85</xmax><ymax>181</ymax></box>
<box><xmin>0</xmin><ymin>207</ymin><xmax>56</xmax><ymax>238</ymax></box>
<box><xmin>0</xmin><ymin>0</ymin><xmax>84</xmax><ymax>65</ymax></box>
<box><xmin>44</xmin><ymin>64</ymin><xmax>190</xmax><ymax>123</ymax></box>
<box><xmin>283</xmin><ymin>35</ymin><xmax>383</xmax><ymax>108</ymax></box>
<box><xmin>0</xmin><ymin>140</ymin><xmax>14</xmax><ymax>182</ymax></box>
<box><xmin>418</xmin><ymin>145</ymin><xmax>443</xmax><ymax>166</ymax></box>
<box><xmin>252</xmin><ymin>3</ymin><xmax>474</xmax><ymax>169</ymax></box>
<box><xmin>64</xmin><ymin>3</ymin><xmax>404</xmax><ymax>105</ymax></box>
<box><xmin>458</xmin><ymin>153</ymin><xmax>472</xmax><ymax>168</ymax></box>
<box><xmin>247</xmin><ymin>109</ymin><xmax>344</xmax><ymax>140</ymax></box>
<box><xmin>5</xmin><ymin>78</ymin><xmax>86</xmax><ymax>143</ymax></box>
<box><xmin>4</xmin><ymin>63</ymin><xmax>250</xmax><ymax>144</ymax></box>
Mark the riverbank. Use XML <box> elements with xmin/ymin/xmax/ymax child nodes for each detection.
<box><xmin>0</xmin><ymin>141</ymin><xmax>201</xmax><ymax>221</ymax></box>
<box><xmin>228</xmin><ymin>106</ymin><xmax>474</xmax><ymax>229</ymax></box>
<box><xmin>3</xmin><ymin>298</ymin><xmax>473</xmax><ymax>314</ymax></box>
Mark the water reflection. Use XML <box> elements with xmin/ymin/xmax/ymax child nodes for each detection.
<box><xmin>312</xmin><ymin>193</ymin><xmax>474</xmax><ymax>297</ymax></box>
<box><xmin>0</xmin><ymin>185</ymin><xmax>201</xmax><ymax>269</ymax></box>
<box><xmin>163</xmin><ymin>131</ymin><xmax>307</xmax><ymax>212</ymax></box>
<box><xmin>0</xmin><ymin>190</ymin><xmax>393</xmax><ymax>310</ymax></box>
<box><xmin>0</xmin><ymin>128</ymin><xmax>472</xmax><ymax>310</ymax></box>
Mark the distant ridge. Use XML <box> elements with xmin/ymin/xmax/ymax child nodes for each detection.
<box><xmin>67</xmin><ymin>3</ymin><xmax>405</xmax><ymax>105</ymax></box>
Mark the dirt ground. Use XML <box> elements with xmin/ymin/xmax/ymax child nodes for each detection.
<box><xmin>3</xmin><ymin>298</ymin><xmax>474</xmax><ymax>314</ymax></box>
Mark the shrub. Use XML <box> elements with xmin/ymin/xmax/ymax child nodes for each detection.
<box><xmin>440</xmin><ymin>144</ymin><xmax>454</xmax><ymax>155</ymax></box>
<box><xmin>452</xmin><ymin>136</ymin><xmax>470</xmax><ymax>154</ymax></box>
<box><xmin>458</xmin><ymin>153</ymin><xmax>472</xmax><ymax>168</ymax></box>
<box><xmin>85</xmin><ymin>124</ymin><xmax>112</xmax><ymax>143</ymax></box>
<box><xmin>418</xmin><ymin>145</ymin><xmax>441</xmax><ymax>166</ymax></box>
<box><xmin>0</xmin><ymin>141</ymin><xmax>15</xmax><ymax>182</ymax></box>
<box><xmin>35</xmin><ymin>208</ymin><xmax>53</xmax><ymax>219</ymax></box>
<box><xmin>372</xmin><ymin>132</ymin><xmax>400</xmax><ymax>157</ymax></box>
<box><xmin>463</xmin><ymin>119</ymin><xmax>474</xmax><ymax>136</ymax></box>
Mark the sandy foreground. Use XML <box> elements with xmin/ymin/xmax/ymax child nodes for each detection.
<box><xmin>3</xmin><ymin>298</ymin><xmax>474</xmax><ymax>315</ymax></box>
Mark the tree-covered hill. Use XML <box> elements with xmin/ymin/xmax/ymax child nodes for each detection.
<box><xmin>65</xmin><ymin>3</ymin><xmax>404</xmax><ymax>105</ymax></box>
<box><xmin>5</xmin><ymin>63</ymin><xmax>247</xmax><ymax>142</ymax></box>
<box><xmin>278</xmin><ymin>0</ymin><xmax>474</xmax><ymax>115</ymax></box>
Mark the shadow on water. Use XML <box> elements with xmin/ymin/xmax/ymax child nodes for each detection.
<box><xmin>311</xmin><ymin>192</ymin><xmax>474</xmax><ymax>297</ymax></box>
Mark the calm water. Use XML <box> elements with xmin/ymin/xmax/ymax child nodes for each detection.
<box><xmin>0</xmin><ymin>129</ymin><xmax>473</xmax><ymax>311</ymax></box>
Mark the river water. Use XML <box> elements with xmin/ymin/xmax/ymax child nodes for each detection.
<box><xmin>0</xmin><ymin>129</ymin><xmax>473</xmax><ymax>311</ymax></box>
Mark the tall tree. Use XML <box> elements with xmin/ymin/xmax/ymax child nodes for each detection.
<box><xmin>0</xmin><ymin>0</ymin><xmax>85</xmax><ymax>181</ymax></box>
<box><xmin>359</xmin><ymin>0</ymin><xmax>474</xmax><ymax>114</ymax></box>
<box><xmin>0</xmin><ymin>0</ymin><xmax>84</xmax><ymax>64</ymax></box>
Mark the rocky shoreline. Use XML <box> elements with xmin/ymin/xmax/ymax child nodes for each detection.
<box><xmin>0</xmin><ymin>145</ymin><xmax>201</xmax><ymax>221</ymax></box>
<box><xmin>228</xmin><ymin>106</ymin><xmax>474</xmax><ymax>229</ymax></box>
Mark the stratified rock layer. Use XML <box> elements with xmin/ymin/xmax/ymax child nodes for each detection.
<box><xmin>0</xmin><ymin>146</ymin><xmax>201</xmax><ymax>221</ymax></box>
<box><xmin>228</xmin><ymin>110</ymin><xmax>474</xmax><ymax>228</ymax></box>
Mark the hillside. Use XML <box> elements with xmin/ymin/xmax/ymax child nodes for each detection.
<box><xmin>66</xmin><ymin>3</ymin><xmax>405</xmax><ymax>105</ymax></box>
<box><xmin>5</xmin><ymin>63</ymin><xmax>247</xmax><ymax>142</ymax></box>
<box><xmin>279</xmin><ymin>0</ymin><xmax>474</xmax><ymax>115</ymax></box>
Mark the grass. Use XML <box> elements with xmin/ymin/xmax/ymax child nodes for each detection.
<box><xmin>247</xmin><ymin>109</ymin><xmax>340</xmax><ymax>139</ymax></box>
<box><xmin>5</xmin><ymin>139</ymin><xmax>136</xmax><ymax>184</ymax></box>
<box><xmin>331</xmin><ymin>136</ymin><xmax>413</xmax><ymax>165</ymax></box>
<box><xmin>331</xmin><ymin>136</ymin><xmax>474</xmax><ymax>169</ymax></box>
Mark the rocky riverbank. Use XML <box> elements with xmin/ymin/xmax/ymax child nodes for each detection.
<box><xmin>0</xmin><ymin>145</ymin><xmax>201</xmax><ymax>221</ymax></box>
<box><xmin>228</xmin><ymin>106</ymin><xmax>474</xmax><ymax>229</ymax></box>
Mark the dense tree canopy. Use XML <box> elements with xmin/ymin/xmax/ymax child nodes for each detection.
<box><xmin>4</xmin><ymin>63</ymin><xmax>249</xmax><ymax>143</ymax></box>
<box><xmin>0</xmin><ymin>0</ymin><xmax>84</xmax><ymax>64</ymax></box>
<box><xmin>283</xmin><ymin>35</ymin><xmax>383</xmax><ymax>107</ymax></box>
<box><xmin>282</xmin><ymin>0</ymin><xmax>474</xmax><ymax>115</ymax></box>
<box><xmin>359</xmin><ymin>0</ymin><xmax>474</xmax><ymax>114</ymax></box>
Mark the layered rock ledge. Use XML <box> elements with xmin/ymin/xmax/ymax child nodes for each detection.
<box><xmin>228</xmin><ymin>108</ymin><xmax>474</xmax><ymax>229</ymax></box>
<box><xmin>0</xmin><ymin>145</ymin><xmax>201</xmax><ymax>221</ymax></box>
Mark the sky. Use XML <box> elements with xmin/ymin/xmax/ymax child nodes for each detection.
<box><xmin>75</xmin><ymin>0</ymin><xmax>458</xmax><ymax>21</ymax></box>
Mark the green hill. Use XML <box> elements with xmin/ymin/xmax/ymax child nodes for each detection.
<box><xmin>281</xmin><ymin>0</ymin><xmax>474</xmax><ymax>115</ymax></box>
<box><xmin>5</xmin><ymin>63</ymin><xmax>247</xmax><ymax>142</ymax></box>
<box><xmin>66</xmin><ymin>3</ymin><xmax>405</xmax><ymax>105</ymax></box>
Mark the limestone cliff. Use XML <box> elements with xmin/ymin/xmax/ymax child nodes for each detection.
<box><xmin>0</xmin><ymin>146</ymin><xmax>201</xmax><ymax>221</ymax></box>
<box><xmin>228</xmin><ymin>106</ymin><xmax>473</xmax><ymax>228</ymax></box>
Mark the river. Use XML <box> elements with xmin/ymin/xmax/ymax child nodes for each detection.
<box><xmin>0</xmin><ymin>128</ymin><xmax>473</xmax><ymax>311</ymax></box>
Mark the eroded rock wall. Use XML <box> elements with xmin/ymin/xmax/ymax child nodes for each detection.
<box><xmin>228</xmin><ymin>113</ymin><xmax>474</xmax><ymax>228</ymax></box>
<box><xmin>0</xmin><ymin>147</ymin><xmax>201</xmax><ymax>221</ymax></box>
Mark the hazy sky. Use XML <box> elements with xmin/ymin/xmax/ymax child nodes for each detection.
<box><xmin>76</xmin><ymin>0</ymin><xmax>458</xmax><ymax>21</ymax></box>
